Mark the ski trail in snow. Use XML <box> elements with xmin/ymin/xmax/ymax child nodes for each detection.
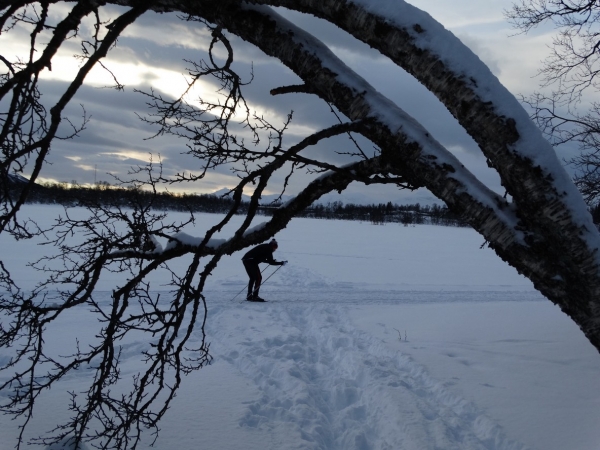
<box><xmin>205</xmin><ymin>303</ymin><xmax>530</xmax><ymax>450</ymax></box>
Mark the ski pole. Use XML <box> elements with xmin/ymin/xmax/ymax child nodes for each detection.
<box><xmin>230</xmin><ymin>265</ymin><xmax>270</xmax><ymax>301</ymax></box>
<box><xmin>259</xmin><ymin>262</ymin><xmax>286</xmax><ymax>288</ymax></box>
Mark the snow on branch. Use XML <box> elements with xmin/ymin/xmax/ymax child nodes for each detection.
<box><xmin>236</xmin><ymin>3</ymin><xmax>524</xmax><ymax>244</ymax></box>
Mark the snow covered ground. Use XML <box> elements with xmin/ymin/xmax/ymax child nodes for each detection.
<box><xmin>1</xmin><ymin>205</ymin><xmax>600</xmax><ymax>450</ymax></box>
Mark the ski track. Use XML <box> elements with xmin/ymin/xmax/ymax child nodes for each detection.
<box><xmin>202</xmin><ymin>300</ymin><xmax>530</xmax><ymax>450</ymax></box>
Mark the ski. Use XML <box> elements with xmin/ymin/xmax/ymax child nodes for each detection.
<box><xmin>242</xmin><ymin>297</ymin><xmax>276</xmax><ymax>303</ymax></box>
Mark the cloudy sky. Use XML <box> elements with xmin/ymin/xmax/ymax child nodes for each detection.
<box><xmin>2</xmin><ymin>0</ymin><xmax>563</xmax><ymax>204</ymax></box>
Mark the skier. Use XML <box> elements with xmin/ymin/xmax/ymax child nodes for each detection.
<box><xmin>242</xmin><ymin>239</ymin><xmax>286</xmax><ymax>302</ymax></box>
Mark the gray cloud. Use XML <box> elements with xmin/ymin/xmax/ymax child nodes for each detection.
<box><xmin>8</xmin><ymin>1</ymin><xmax>555</xmax><ymax>204</ymax></box>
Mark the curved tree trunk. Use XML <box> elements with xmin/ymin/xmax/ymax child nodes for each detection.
<box><xmin>4</xmin><ymin>0</ymin><xmax>600</xmax><ymax>351</ymax></box>
<box><xmin>134</xmin><ymin>0</ymin><xmax>600</xmax><ymax>349</ymax></box>
<box><xmin>279</xmin><ymin>0</ymin><xmax>600</xmax><ymax>351</ymax></box>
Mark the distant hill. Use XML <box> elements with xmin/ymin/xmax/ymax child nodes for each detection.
<box><xmin>210</xmin><ymin>187</ymin><xmax>440</xmax><ymax>207</ymax></box>
<box><xmin>6</xmin><ymin>173</ymin><xmax>29</xmax><ymax>187</ymax></box>
<box><xmin>4</xmin><ymin>172</ymin><xmax>45</xmax><ymax>199</ymax></box>
<box><xmin>211</xmin><ymin>188</ymin><xmax>291</xmax><ymax>205</ymax></box>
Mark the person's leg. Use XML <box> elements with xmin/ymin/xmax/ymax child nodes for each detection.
<box><xmin>253</xmin><ymin>270</ymin><xmax>263</xmax><ymax>299</ymax></box>
<box><xmin>243</xmin><ymin>261</ymin><xmax>254</xmax><ymax>298</ymax></box>
<box><xmin>243</xmin><ymin>261</ymin><xmax>260</xmax><ymax>299</ymax></box>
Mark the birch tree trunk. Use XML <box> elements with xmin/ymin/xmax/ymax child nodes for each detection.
<box><xmin>114</xmin><ymin>0</ymin><xmax>600</xmax><ymax>350</ymax></box>
<box><xmin>5</xmin><ymin>0</ymin><xmax>600</xmax><ymax>446</ymax></box>
<box><xmin>2</xmin><ymin>1</ymin><xmax>600</xmax><ymax>349</ymax></box>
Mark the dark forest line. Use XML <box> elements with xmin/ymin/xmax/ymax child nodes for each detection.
<box><xmin>11</xmin><ymin>179</ymin><xmax>467</xmax><ymax>227</ymax></box>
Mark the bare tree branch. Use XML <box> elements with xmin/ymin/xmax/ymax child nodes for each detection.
<box><xmin>2</xmin><ymin>1</ymin><xmax>600</xmax><ymax>448</ymax></box>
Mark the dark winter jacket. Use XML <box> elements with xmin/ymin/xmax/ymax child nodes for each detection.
<box><xmin>242</xmin><ymin>243</ymin><xmax>283</xmax><ymax>265</ymax></box>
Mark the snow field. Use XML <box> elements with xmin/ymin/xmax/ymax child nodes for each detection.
<box><xmin>204</xmin><ymin>302</ymin><xmax>530</xmax><ymax>450</ymax></box>
<box><xmin>1</xmin><ymin>207</ymin><xmax>599</xmax><ymax>450</ymax></box>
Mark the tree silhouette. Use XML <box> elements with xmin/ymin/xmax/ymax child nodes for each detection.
<box><xmin>507</xmin><ymin>1</ymin><xmax>600</xmax><ymax>205</ymax></box>
<box><xmin>2</xmin><ymin>1</ymin><xmax>600</xmax><ymax>448</ymax></box>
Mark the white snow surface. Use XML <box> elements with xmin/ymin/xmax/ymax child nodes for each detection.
<box><xmin>1</xmin><ymin>205</ymin><xmax>600</xmax><ymax>450</ymax></box>
<box><xmin>164</xmin><ymin>231</ymin><xmax>226</xmax><ymax>250</ymax></box>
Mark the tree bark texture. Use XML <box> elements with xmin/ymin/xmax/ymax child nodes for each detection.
<box><xmin>4</xmin><ymin>0</ymin><xmax>600</xmax><ymax>351</ymax></box>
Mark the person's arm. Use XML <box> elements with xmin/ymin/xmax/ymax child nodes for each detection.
<box><xmin>266</xmin><ymin>253</ymin><xmax>280</xmax><ymax>265</ymax></box>
<box><xmin>266</xmin><ymin>251</ymin><xmax>287</xmax><ymax>266</ymax></box>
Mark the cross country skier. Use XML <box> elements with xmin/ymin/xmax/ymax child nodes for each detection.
<box><xmin>242</xmin><ymin>239</ymin><xmax>287</xmax><ymax>302</ymax></box>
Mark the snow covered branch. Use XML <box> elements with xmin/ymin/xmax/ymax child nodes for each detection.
<box><xmin>206</xmin><ymin>0</ymin><xmax>600</xmax><ymax>351</ymax></box>
<box><xmin>4</xmin><ymin>0</ymin><xmax>600</xmax><ymax>447</ymax></box>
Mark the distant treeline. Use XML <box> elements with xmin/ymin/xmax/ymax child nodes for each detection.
<box><xmin>293</xmin><ymin>201</ymin><xmax>466</xmax><ymax>226</ymax></box>
<box><xmin>20</xmin><ymin>181</ymin><xmax>245</xmax><ymax>214</ymax></box>
<box><xmin>13</xmin><ymin>180</ymin><xmax>467</xmax><ymax>227</ymax></box>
